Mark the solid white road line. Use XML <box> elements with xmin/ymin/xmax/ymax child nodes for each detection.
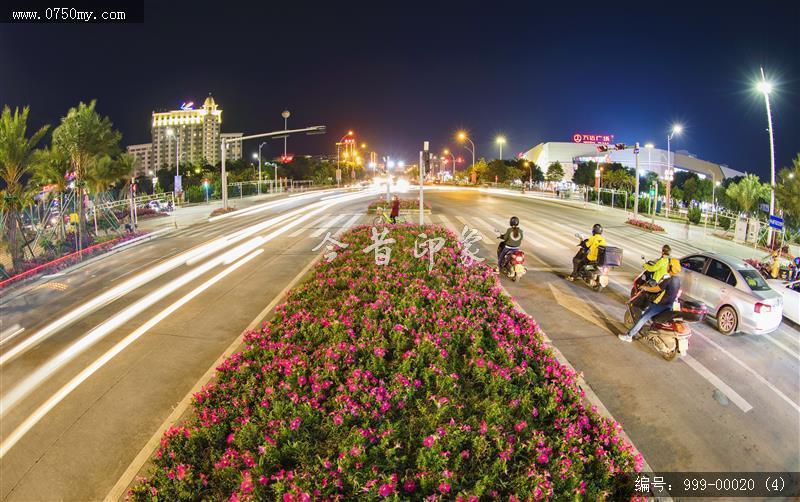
<box><xmin>310</xmin><ymin>214</ymin><xmax>347</xmax><ymax>238</ymax></box>
<box><xmin>0</xmin><ymin>249</ymin><xmax>265</xmax><ymax>460</ymax></box>
<box><xmin>682</xmin><ymin>355</ymin><xmax>754</xmax><ymax>413</ymax></box>
<box><xmin>692</xmin><ymin>331</ymin><xmax>800</xmax><ymax>414</ymax></box>
<box><xmin>0</xmin><ymin>325</ymin><xmax>24</xmax><ymax>346</ymax></box>
<box><xmin>436</xmin><ymin>214</ymin><xmax>459</xmax><ymax>234</ymax></box>
<box><xmin>756</xmin><ymin>332</ymin><xmax>800</xmax><ymax>361</ymax></box>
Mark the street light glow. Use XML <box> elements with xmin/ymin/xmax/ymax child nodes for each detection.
<box><xmin>495</xmin><ymin>135</ymin><xmax>506</xmax><ymax>145</ymax></box>
<box><xmin>397</xmin><ymin>160</ymin><xmax>405</xmax><ymax>168</ymax></box>
<box><xmin>457</xmin><ymin>131</ymin><xmax>467</xmax><ymax>141</ymax></box>
<box><xmin>756</xmin><ymin>80</ymin><xmax>773</xmax><ymax>95</ymax></box>
<box><xmin>252</xmin><ymin>153</ymin><xmax>258</xmax><ymax>159</ymax></box>
<box><xmin>671</xmin><ymin>124</ymin><xmax>683</xmax><ymax>135</ymax></box>
<box><xmin>644</xmin><ymin>143</ymin><xmax>655</xmax><ymax>149</ymax></box>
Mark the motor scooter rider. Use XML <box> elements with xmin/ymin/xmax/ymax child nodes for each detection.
<box><xmin>497</xmin><ymin>216</ymin><xmax>523</xmax><ymax>269</ymax></box>
<box><xmin>764</xmin><ymin>250</ymin><xmax>781</xmax><ymax>279</ymax></box>
<box><xmin>643</xmin><ymin>244</ymin><xmax>671</xmax><ymax>282</ymax></box>
<box><xmin>619</xmin><ymin>258</ymin><xmax>682</xmax><ymax>342</ymax></box>
<box><xmin>569</xmin><ymin>223</ymin><xmax>605</xmax><ymax>280</ymax></box>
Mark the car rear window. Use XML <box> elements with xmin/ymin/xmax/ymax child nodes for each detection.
<box><xmin>739</xmin><ymin>270</ymin><xmax>770</xmax><ymax>291</ymax></box>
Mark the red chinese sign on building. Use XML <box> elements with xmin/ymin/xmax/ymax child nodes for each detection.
<box><xmin>572</xmin><ymin>133</ymin><xmax>614</xmax><ymax>145</ymax></box>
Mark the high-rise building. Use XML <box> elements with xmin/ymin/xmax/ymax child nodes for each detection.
<box><xmin>151</xmin><ymin>96</ymin><xmax>223</xmax><ymax>170</ymax></box>
<box><xmin>220</xmin><ymin>132</ymin><xmax>243</xmax><ymax>161</ymax></box>
<box><xmin>126</xmin><ymin>143</ymin><xmax>154</xmax><ymax>177</ymax></box>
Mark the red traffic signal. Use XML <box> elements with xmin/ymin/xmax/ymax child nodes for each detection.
<box><xmin>596</xmin><ymin>145</ymin><xmax>609</xmax><ymax>153</ymax></box>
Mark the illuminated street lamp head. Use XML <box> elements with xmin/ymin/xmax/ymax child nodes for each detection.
<box><xmin>397</xmin><ymin>160</ymin><xmax>405</xmax><ymax>168</ymax></box>
<box><xmin>347</xmin><ymin>130</ymin><xmax>354</xmax><ymax>136</ymax></box>
<box><xmin>671</xmin><ymin>124</ymin><xmax>683</xmax><ymax>135</ymax></box>
<box><xmin>495</xmin><ymin>135</ymin><xmax>506</xmax><ymax>145</ymax></box>
<box><xmin>360</xmin><ymin>143</ymin><xmax>367</xmax><ymax>149</ymax></box>
<box><xmin>281</xmin><ymin>110</ymin><xmax>291</xmax><ymax>119</ymax></box>
<box><xmin>252</xmin><ymin>153</ymin><xmax>258</xmax><ymax>159</ymax></box>
<box><xmin>443</xmin><ymin>148</ymin><xmax>450</xmax><ymax>155</ymax></box>
<box><xmin>457</xmin><ymin>131</ymin><xmax>467</xmax><ymax>142</ymax></box>
<box><xmin>756</xmin><ymin>80</ymin><xmax>773</xmax><ymax>95</ymax></box>
<box><xmin>644</xmin><ymin>143</ymin><xmax>655</xmax><ymax>149</ymax></box>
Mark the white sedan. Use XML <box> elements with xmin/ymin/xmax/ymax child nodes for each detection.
<box><xmin>768</xmin><ymin>279</ymin><xmax>800</xmax><ymax>324</ymax></box>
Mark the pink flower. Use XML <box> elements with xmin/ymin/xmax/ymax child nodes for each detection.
<box><xmin>403</xmin><ymin>479</ymin><xmax>416</xmax><ymax>493</ymax></box>
<box><xmin>175</xmin><ymin>464</ymin><xmax>187</xmax><ymax>480</ymax></box>
<box><xmin>514</xmin><ymin>420</ymin><xmax>527</xmax><ymax>432</ymax></box>
<box><xmin>290</xmin><ymin>417</ymin><xmax>302</xmax><ymax>430</ymax></box>
<box><xmin>460</xmin><ymin>450</ymin><xmax>470</xmax><ymax>459</ymax></box>
<box><xmin>537</xmin><ymin>452</ymin><xmax>549</xmax><ymax>464</ymax></box>
<box><xmin>379</xmin><ymin>483</ymin><xmax>394</xmax><ymax>497</ymax></box>
<box><xmin>423</xmin><ymin>435</ymin><xmax>436</xmax><ymax>447</ymax></box>
<box><xmin>439</xmin><ymin>482</ymin><xmax>451</xmax><ymax>494</ymax></box>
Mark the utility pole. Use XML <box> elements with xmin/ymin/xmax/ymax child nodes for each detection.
<box><xmin>633</xmin><ymin>142</ymin><xmax>640</xmax><ymax>218</ymax></box>
<box><xmin>420</xmin><ymin>142</ymin><xmax>429</xmax><ymax>226</ymax></box>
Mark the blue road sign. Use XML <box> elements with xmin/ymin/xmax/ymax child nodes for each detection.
<box><xmin>769</xmin><ymin>215</ymin><xmax>783</xmax><ymax>230</ymax></box>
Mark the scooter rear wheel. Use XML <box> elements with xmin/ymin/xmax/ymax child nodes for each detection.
<box><xmin>661</xmin><ymin>348</ymin><xmax>679</xmax><ymax>361</ymax></box>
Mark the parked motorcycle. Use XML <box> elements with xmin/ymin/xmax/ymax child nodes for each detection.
<box><xmin>496</xmin><ymin>236</ymin><xmax>526</xmax><ymax>282</ymax></box>
<box><xmin>571</xmin><ymin>233</ymin><xmax>622</xmax><ymax>291</ymax></box>
<box><xmin>624</xmin><ymin>268</ymin><xmax>707</xmax><ymax>360</ymax></box>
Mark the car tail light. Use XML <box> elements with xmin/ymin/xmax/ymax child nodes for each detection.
<box><xmin>754</xmin><ymin>302</ymin><xmax>772</xmax><ymax>314</ymax></box>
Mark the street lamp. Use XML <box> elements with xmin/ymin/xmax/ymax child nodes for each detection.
<box><xmin>495</xmin><ymin>135</ymin><xmax>506</xmax><ymax>160</ymax></box>
<box><xmin>281</xmin><ymin>110</ymin><xmax>290</xmax><ymax>158</ymax></box>
<box><xmin>666</xmin><ymin>124</ymin><xmax>682</xmax><ymax>218</ymax></box>
<box><xmin>712</xmin><ymin>179</ymin><xmax>721</xmax><ymax>227</ymax></box>
<box><xmin>456</xmin><ymin>131</ymin><xmax>476</xmax><ymax>172</ymax></box>
<box><xmin>756</xmin><ymin>67</ymin><xmax>777</xmax><ymax>246</ymax></box>
<box><xmin>595</xmin><ymin>166</ymin><xmax>603</xmax><ymax>205</ymax></box>
<box><xmin>443</xmin><ymin>149</ymin><xmax>456</xmax><ymax>176</ymax></box>
<box><xmin>523</xmin><ymin>161</ymin><xmax>532</xmax><ymax>187</ymax></box>
<box><xmin>257</xmin><ymin>141</ymin><xmax>267</xmax><ymax>194</ymax></box>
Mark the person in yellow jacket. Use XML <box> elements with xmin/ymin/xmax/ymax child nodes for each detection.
<box><xmin>570</xmin><ymin>223</ymin><xmax>606</xmax><ymax>280</ymax></box>
<box><xmin>643</xmin><ymin>244</ymin><xmax>671</xmax><ymax>282</ymax></box>
<box><xmin>766</xmin><ymin>251</ymin><xmax>781</xmax><ymax>279</ymax></box>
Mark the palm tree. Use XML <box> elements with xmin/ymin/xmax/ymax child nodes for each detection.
<box><xmin>86</xmin><ymin>154</ymin><xmax>134</xmax><ymax>195</ymax></box>
<box><xmin>725</xmin><ymin>173</ymin><xmax>770</xmax><ymax>215</ymax></box>
<box><xmin>776</xmin><ymin>154</ymin><xmax>800</xmax><ymax>227</ymax></box>
<box><xmin>0</xmin><ymin>106</ymin><xmax>49</xmax><ymax>269</ymax></box>
<box><xmin>31</xmin><ymin>145</ymin><xmax>71</xmax><ymax>239</ymax></box>
<box><xmin>52</xmin><ymin>100</ymin><xmax>120</xmax><ymax>249</ymax></box>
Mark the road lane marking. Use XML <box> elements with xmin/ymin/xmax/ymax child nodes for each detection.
<box><xmin>288</xmin><ymin>213</ymin><xmax>330</xmax><ymax>238</ymax></box>
<box><xmin>339</xmin><ymin>213</ymin><xmax>364</xmax><ymax>232</ymax></box>
<box><xmin>310</xmin><ymin>214</ymin><xmax>346</xmax><ymax>238</ymax></box>
<box><xmin>0</xmin><ymin>325</ymin><xmax>24</xmax><ymax>346</ymax></box>
<box><xmin>756</xmin><ymin>333</ymin><xmax>800</xmax><ymax>361</ymax></box>
<box><xmin>692</xmin><ymin>331</ymin><xmax>800</xmax><ymax>414</ymax></box>
<box><xmin>0</xmin><ymin>249</ymin><xmax>264</xmax><ymax>460</ymax></box>
<box><xmin>682</xmin><ymin>355</ymin><xmax>753</xmax><ymax>413</ymax></box>
<box><xmin>436</xmin><ymin>214</ymin><xmax>459</xmax><ymax>233</ymax></box>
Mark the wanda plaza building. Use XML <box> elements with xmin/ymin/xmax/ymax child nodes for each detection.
<box><xmin>522</xmin><ymin>133</ymin><xmax>744</xmax><ymax>183</ymax></box>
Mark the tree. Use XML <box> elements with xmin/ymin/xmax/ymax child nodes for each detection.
<box><xmin>776</xmin><ymin>154</ymin><xmax>800</xmax><ymax>229</ymax></box>
<box><xmin>52</xmin><ymin>100</ymin><xmax>121</xmax><ymax>249</ymax></box>
<box><xmin>468</xmin><ymin>157</ymin><xmax>489</xmax><ymax>183</ymax></box>
<box><xmin>0</xmin><ymin>106</ymin><xmax>49</xmax><ymax>269</ymax></box>
<box><xmin>603</xmin><ymin>169</ymin><xmax>635</xmax><ymax>192</ymax></box>
<box><xmin>725</xmin><ymin>174</ymin><xmax>770</xmax><ymax>215</ymax></box>
<box><xmin>545</xmin><ymin>161</ymin><xmax>564</xmax><ymax>187</ymax></box>
<box><xmin>572</xmin><ymin>162</ymin><xmax>595</xmax><ymax>187</ymax></box>
<box><xmin>86</xmin><ymin>154</ymin><xmax>133</xmax><ymax>195</ymax></box>
<box><xmin>32</xmin><ymin>145</ymin><xmax>71</xmax><ymax>239</ymax></box>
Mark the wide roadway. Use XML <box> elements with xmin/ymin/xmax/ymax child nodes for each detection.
<box><xmin>427</xmin><ymin>188</ymin><xmax>800</xmax><ymax>474</ymax></box>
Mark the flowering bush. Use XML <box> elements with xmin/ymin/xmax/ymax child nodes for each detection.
<box><xmin>210</xmin><ymin>207</ymin><xmax>238</xmax><ymax>217</ymax></box>
<box><xmin>130</xmin><ymin>225</ymin><xmax>641</xmax><ymax>501</ymax></box>
<box><xmin>368</xmin><ymin>198</ymin><xmax>430</xmax><ymax>213</ymax></box>
<box><xmin>1</xmin><ymin>231</ymin><xmax>148</xmax><ymax>290</ymax></box>
<box><xmin>114</xmin><ymin>207</ymin><xmax>168</xmax><ymax>220</ymax></box>
<box><xmin>625</xmin><ymin>219</ymin><xmax>664</xmax><ymax>232</ymax></box>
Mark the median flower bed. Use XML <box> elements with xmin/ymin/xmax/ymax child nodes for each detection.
<box><xmin>625</xmin><ymin>219</ymin><xmax>664</xmax><ymax>232</ymax></box>
<box><xmin>367</xmin><ymin>198</ymin><xmax>430</xmax><ymax>213</ymax></box>
<box><xmin>130</xmin><ymin>225</ymin><xmax>641</xmax><ymax>500</ymax></box>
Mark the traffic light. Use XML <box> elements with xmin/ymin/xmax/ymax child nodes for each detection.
<box><xmin>596</xmin><ymin>145</ymin><xmax>609</xmax><ymax>153</ymax></box>
<box><xmin>614</xmin><ymin>143</ymin><xmax>627</xmax><ymax>150</ymax></box>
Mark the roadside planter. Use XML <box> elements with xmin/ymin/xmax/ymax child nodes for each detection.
<box><xmin>625</xmin><ymin>219</ymin><xmax>664</xmax><ymax>232</ymax></box>
<box><xmin>367</xmin><ymin>198</ymin><xmax>430</xmax><ymax>213</ymax></box>
<box><xmin>130</xmin><ymin>225</ymin><xmax>641</xmax><ymax>500</ymax></box>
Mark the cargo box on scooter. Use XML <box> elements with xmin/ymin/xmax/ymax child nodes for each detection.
<box><xmin>677</xmin><ymin>299</ymin><xmax>707</xmax><ymax>323</ymax></box>
<box><xmin>600</xmin><ymin>246</ymin><xmax>623</xmax><ymax>267</ymax></box>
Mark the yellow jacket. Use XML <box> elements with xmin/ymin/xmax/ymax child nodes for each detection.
<box><xmin>769</xmin><ymin>258</ymin><xmax>781</xmax><ymax>279</ymax></box>
<box><xmin>644</xmin><ymin>256</ymin><xmax>669</xmax><ymax>282</ymax></box>
<box><xmin>586</xmin><ymin>235</ymin><xmax>606</xmax><ymax>261</ymax></box>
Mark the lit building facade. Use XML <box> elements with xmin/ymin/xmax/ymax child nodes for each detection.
<box><xmin>151</xmin><ymin>96</ymin><xmax>223</xmax><ymax>170</ymax></box>
<box><xmin>126</xmin><ymin>143</ymin><xmax>154</xmax><ymax>177</ymax></box>
<box><xmin>522</xmin><ymin>138</ymin><xmax>744</xmax><ymax>184</ymax></box>
<box><xmin>221</xmin><ymin>132</ymin><xmax>243</xmax><ymax>161</ymax></box>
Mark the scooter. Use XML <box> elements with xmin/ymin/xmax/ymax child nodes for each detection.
<box><xmin>570</xmin><ymin>233</ymin><xmax>620</xmax><ymax>291</ymax></box>
<box><xmin>624</xmin><ymin>268</ymin><xmax>707</xmax><ymax>360</ymax></box>
<box><xmin>496</xmin><ymin>238</ymin><xmax>526</xmax><ymax>282</ymax></box>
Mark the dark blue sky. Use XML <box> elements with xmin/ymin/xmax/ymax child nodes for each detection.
<box><xmin>2</xmin><ymin>1</ymin><xmax>798</xmax><ymax>177</ymax></box>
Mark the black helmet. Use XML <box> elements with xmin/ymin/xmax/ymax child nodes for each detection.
<box><xmin>662</xmin><ymin>244</ymin><xmax>671</xmax><ymax>256</ymax></box>
<box><xmin>510</xmin><ymin>216</ymin><xmax>519</xmax><ymax>227</ymax></box>
<box><xmin>592</xmin><ymin>223</ymin><xmax>603</xmax><ymax>235</ymax></box>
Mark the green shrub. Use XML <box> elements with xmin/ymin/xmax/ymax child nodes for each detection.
<box><xmin>687</xmin><ymin>205</ymin><xmax>702</xmax><ymax>225</ymax></box>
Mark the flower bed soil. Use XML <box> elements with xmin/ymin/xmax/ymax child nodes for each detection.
<box><xmin>130</xmin><ymin>224</ymin><xmax>641</xmax><ymax>501</ymax></box>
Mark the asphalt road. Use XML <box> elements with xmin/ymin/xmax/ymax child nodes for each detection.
<box><xmin>1</xmin><ymin>187</ymin><xmax>798</xmax><ymax>501</ymax></box>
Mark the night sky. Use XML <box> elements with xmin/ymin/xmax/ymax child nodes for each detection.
<box><xmin>2</xmin><ymin>1</ymin><xmax>798</xmax><ymax>177</ymax></box>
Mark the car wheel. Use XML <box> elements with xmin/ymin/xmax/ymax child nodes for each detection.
<box><xmin>717</xmin><ymin>306</ymin><xmax>738</xmax><ymax>335</ymax></box>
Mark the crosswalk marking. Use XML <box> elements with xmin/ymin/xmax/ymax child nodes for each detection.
<box><xmin>310</xmin><ymin>214</ymin><xmax>346</xmax><ymax>238</ymax></box>
<box><xmin>288</xmin><ymin>214</ymin><xmax>329</xmax><ymax>238</ymax></box>
<box><xmin>436</xmin><ymin>214</ymin><xmax>459</xmax><ymax>233</ymax></box>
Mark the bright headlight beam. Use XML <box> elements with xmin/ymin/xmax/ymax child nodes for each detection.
<box><xmin>0</xmin><ymin>248</ymin><xmax>264</xmax><ymax>459</ymax></box>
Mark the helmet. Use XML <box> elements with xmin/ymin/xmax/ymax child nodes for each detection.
<box><xmin>662</xmin><ymin>245</ymin><xmax>672</xmax><ymax>256</ymax></box>
<box><xmin>510</xmin><ymin>216</ymin><xmax>519</xmax><ymax>227</ymax></box>
<box><xmin>592</xmin><ymin>223</ymin><xmax>603</xmax><ymax>235</ymax></box>
<box><xmin>669</xmin><ymin>258</ymin><xmax>682</xmax><ymax>275</ymax></box>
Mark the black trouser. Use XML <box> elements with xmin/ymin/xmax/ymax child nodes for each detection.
<box><xmin>572</xmin><ymin>250</ymin><xmax>588</xmax><ymax>277</ymax></box>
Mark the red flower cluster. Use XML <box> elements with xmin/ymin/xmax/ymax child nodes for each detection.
<box><xmin>626</xmin><ymin>219</ymin><xmax>664</xmax><ymax>232</ymax></box>
<box><xmin>130</xmin><ymin>225</ymin><xmax>642</xmax><ymax>500</ymax></box>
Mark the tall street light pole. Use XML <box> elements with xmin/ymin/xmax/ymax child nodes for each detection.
<box><xmin>495</xmin><ymin>135</ymin><xmax>506</xmax><ymax>160</ymax></box>
<box><xmin>524</xmin><ymin>161</ymin><xmax>531</xmax><ymax>188</ymax></box>
<box><xmin>666</xmin><ymin>124</ymin><xmax>682</xmax><ymax>219</ymax></box>
<box><xmin>282</xmin><ymin>110</ymin><xmax>290</xmax><ymax>158</ymax></box>
<box><xmin>443</xmin><ymin>149</ymin><xmax>456</xmax><ymax>177</ymax></box>
<box><xmin>257</xmin><ymin>141</ymin><xmax>267</xmax><ymax>194</ymax></box>
<box><xmin>633</xmin><ymin>142</ymin><xmax>640</xmax><ymax>218</ymax></box>
<box><xmin>756</xmin><ymin>67</ymin><xmax>776</xmax><ymax>247</ymax></box>
<box><xmin>220</xmin><ymin>125</ymin><xmax>326</xmax><ymax>210</ymax></box>
<box><xmin>457</xmin><ymin>131</ymin><xmax>476</xmax><ymax>174</ymax></box>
